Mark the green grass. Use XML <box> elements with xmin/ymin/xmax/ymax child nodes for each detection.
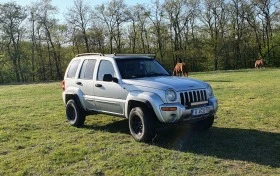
<box><xmin>0</xmin><ymin>68</ymin><xmax>280</xmax><ymax>175</ymax></box>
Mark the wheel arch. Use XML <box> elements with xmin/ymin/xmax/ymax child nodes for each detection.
<box><xmin>127</xmin><ymin>99</ymin><xmax>153</xmax><ymax>117</ymax></box>
<box><xmin>65</xmin><ymin>94</ymin><xmax>86</xmax><ymax>111</ymax></box>
<box><xmin>125</xmin><ymin>91</ymin><xmax>164</xmax><ymax>122</ymax></box>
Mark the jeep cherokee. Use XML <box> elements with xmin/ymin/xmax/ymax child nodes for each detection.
<box><xmin>62</xmin><ymin>53</ymin><xmax>218</xmax><ymax>142</ymax></box>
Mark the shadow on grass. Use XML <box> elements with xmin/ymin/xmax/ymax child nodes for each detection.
<box><xmin>83</xmin><ymin>119</ymin><xmax>280</xmax><ymax>168</ymax></box>
<box><xmin>0</xmin><ymin>81</ymin><xmax>58</xmax><ymax>86</ymax></box>
<box><xmin>153</xmin><ymin>126</ymin><xmax>280</xmax><ymax>168</ymax></box>
<box><xmin>83</xmin><ymin>119</ymin><xmax>130</xmax><ymax>134</ymax></box>
<box><xmin>202</xmin><ymin>80</ymin><xmax>232</xmax><ymax>83</ymax></box>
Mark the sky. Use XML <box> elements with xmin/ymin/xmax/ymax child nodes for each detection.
<box><xmin>0</xmin><ymin>0</ymin><xmax>156</xmax><ymax>22</ymax></box>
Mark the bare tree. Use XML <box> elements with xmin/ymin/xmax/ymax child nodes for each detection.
<box><xmin>146</xmin><ymin>0</ymin><xmax>168</xmax><ymax>61</ymax></box>
<box><xmin>126</xmin><ymin>6</ymin><xmax>138</xmax><ymax>53</ymax></box>
<box><xmin>94</xmin><ymin>4</ymin><xmax>116</xmax><ymax>53</ymax></box>
<box><xmin>231</xmin><ymin>0</ymin><xmax>247</xmax><ymax>68</ymax></box>
<box><xmin>66</xmin><ymin>0</ymin><xmax>92</xmax><ymax>53</ymax></box>
<box><xmin>243</xmin><ymin>1</ymin><xmax>263</xmax><ymax>58</ymax></box>
<box><xmin>28</xmin><ymin>3</ymin><xmax>39</xmax><ymax>81</ymax></box>
<box><xmin>94</xmin><ymin>0</ymin><xmax>128</xmax><ymax>53</ymax></box>
<box><xmin>134</xmin><ymin>4</ymin><xmax>150</xmax><ymax>53</ymax></box>
<box><xmin>164</xmin><ymin>0</ymin><xmax>189</xmax><ymax>62</ymax></box>
<box><xmin>201</xmin><ymin>0</ymin><xmax>227</xmax><ymax>70</ymax></box>
<box><xmin>36</xmin><ymin>0</ymin><xmax>62</xmax><ymax>80</ymax></box>
<box><xmin>109</xmin><ymin>0</ymin><xmax>128</xmax><ymax>53</ymax></box>
<box><xmin>254</xmin><ymin>0</ymin><xmax>278</xmax><ymax>63</ymax></box>
<box><xmin>88</xmin><ymin>26</ymin><xmax>105</xmax><ymax>53</ymax></box>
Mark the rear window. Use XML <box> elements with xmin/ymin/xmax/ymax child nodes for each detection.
<box><xmin>66</xmin><ymin>59</ymin><xmax>81</xmax><ymax>78</ymax></box>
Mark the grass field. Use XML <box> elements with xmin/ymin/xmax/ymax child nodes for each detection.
<box><xmin>0</xmin><ymin>68</ymin><xmax>280</xmax><ymax>175</ymax></box>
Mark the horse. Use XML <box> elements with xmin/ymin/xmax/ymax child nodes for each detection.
<box><xmin>173</xmin><ymin>62</ymin><xmax>188</xmax><ymax>77</ymax></box>
<box><xmin>255</xmin><ymin>58</ymin><xmax>267</xmax><ymax>69</ymax></box>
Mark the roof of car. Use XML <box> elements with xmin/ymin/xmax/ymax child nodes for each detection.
<box><xmin>75</xmin><ymin>53</ymin><xmax>156</xmax><ymax>60</ymax></box>
<box><xmin>113</xmin><ymin>56</ymin><xmax>154</xmax><ymax>60</ymax></box>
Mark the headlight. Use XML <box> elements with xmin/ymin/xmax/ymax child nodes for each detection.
<box><xmin>206</xmin><ymin>85</ymin><xmax>213</xmax><ymax>98</ymax></box>
<box><xmin>166</xmin><ymin>89</ymin><xmax>177</xmax><ymax>102</ymax></box>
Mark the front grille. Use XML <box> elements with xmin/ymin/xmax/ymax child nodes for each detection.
<box><xmin>180</xmin><ymin>89</ymin><xmax>208</xmax><ymax>107</ymax></box>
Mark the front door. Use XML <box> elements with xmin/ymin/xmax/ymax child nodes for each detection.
<box><xmin>94</xmin><ymin>60</ymin><xmax>123</xmax><ymax>115</ymax></box>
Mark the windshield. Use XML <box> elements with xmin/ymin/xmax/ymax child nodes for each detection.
<box><xmin>116</xmin><ymin>59</ymin><xmax>170</xmax><ymax>79</ymax></box>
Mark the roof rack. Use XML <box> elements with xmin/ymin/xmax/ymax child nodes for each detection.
<box><xmin>75</xmin><ymin>53</ymin><xmax>103</xmax><ymax>57</ymax></box>
<box><xmin>75</xmin><ymin>53</ymin><xmax>156</xmax><ymax>58</ymax></box>
<box><xmin>110</xmin><ymin>53</ymin><xmax>156</xmax><ymax>58</ymax></box>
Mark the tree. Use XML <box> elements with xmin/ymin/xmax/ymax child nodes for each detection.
<box><xmin>36</xmin><ymin>0</ymin><xmax>63</xmax><ymax>80</ymax></box>
<box><xmin>0</xmin><ymin>2</ymin><xmax>27</xmax><ymax>82</ymax></box>
<box><xmin>66</xmin><ymin>0</ymin><xmax>92</xmax><ymax>53</ymax></box>
<box><xmin>28</xmin><ymin>3</ymin><xmax>38</xmax><ymax>81</ymax></box>
<box><xmin>94</xmin><ymin>0</ymin><xmax>128</xmax><ymax>53</ymax></box>
<box><xmin>254</xmin><ymin>0</ymin><xmax>278</xmax><ymax>64</ymax></box>
<box><xmin>164</xmin><ymin>0</ymin><xmax>188</xmax><ymax>62</ymax></box>
<box><xmin>146</xmin><ymin>0</ymin><xmax>168</xmax><ymax>61</ymax></box>
<box><xmin>201</xmin><ymin>0</ymin><xmax>227</xmax><ymax>70</ymax></box>
<box><xmin>0</xmin><ymin>0</ymin><xmax>280</xmax><ymax>84</ymax></box>
<box><xmin>126</xmin><ymin>6</ymin><xmax>138</xmax><ymax>53</ymax></box>
<box><xmin>134</xmin><ymin>4</ymin><xmax>150</xmax><ymax>53</ymax></box>
<box><xmin>108</xmin><ymin>0</ymin><xmax>128</xmax><ymax>53</ymax></box>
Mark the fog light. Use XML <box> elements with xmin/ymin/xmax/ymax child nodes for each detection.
<box><xmin>169</xmin><ymin>114</ymin><xmax>177</xmax><ymax>122</ymax></box>
<box><xmin>161</xmin><ymin>107</ymin><xmax>177</xmax><ymax>111</ymax></box>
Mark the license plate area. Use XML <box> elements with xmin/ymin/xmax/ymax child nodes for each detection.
<box><xmin>192</xmin><ymin>107</ymin><xmax>208</xmax><ymax>116</ymax></box>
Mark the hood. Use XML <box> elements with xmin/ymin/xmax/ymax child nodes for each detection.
<box><xmin>122</xmin><ymin>76</ymin><xmax>208</xmax><ymax>91</ymax></box>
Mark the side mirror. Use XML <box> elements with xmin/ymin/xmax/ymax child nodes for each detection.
<box><xmin>103</xmin><ymin>74</ymin><xmax>113</xmax><ymax>81</ymax></box>
<box><xmin>103</xmin><ymin>74</ymin><xmax>118</xmax><ymax>83</ymax></box>
<box><xmin>112</xmin><ymin>77</ymin><xmax>118</xmax><ymax>83</ymax></box>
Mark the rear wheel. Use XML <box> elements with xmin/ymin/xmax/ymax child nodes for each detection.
<box><xmin>128</xmin><ymin>107</ymin><xmax>155</xmax><ymax>142</ymax></box>
<box><xmin>194</xmin><ymin>115</ymin><xmax>214</xmax><ymax>130</ymax></box>
<box><xmin>66</xmin><ymin>99</ymin><xmax>86</xmax><ymax>127</ymax></box>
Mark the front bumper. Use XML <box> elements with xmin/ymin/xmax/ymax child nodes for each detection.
<box><xmin>156</xmin><ymin>97</ymin><xmax>218</xmax><ymax>123</ymax></box>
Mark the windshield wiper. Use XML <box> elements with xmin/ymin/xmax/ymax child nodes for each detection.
<box><xmin>146</xmin><ymin>73</ymin><xmax>170</xmax><ymax>77</ymax></box>
<box><xmin>130</xmin><ymin>74</ymin><xmax>146</xmax><ymax>78</ymax></box>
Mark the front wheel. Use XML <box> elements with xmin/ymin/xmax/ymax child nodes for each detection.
<box><xmin>194</xmin><ymin>115</ymin><xmax>214</xmax><ymax>130</ymax></box>
<box><xmin>66</xmin><ymin>99</ymin><xmax>86</xmax><ymax>127</ymax></box>
<box><xmin>128</xmin><ymin>107</ymin><xmax>155</xmax><ymax>142</ymax></box>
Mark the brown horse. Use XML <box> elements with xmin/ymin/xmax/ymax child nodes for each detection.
<box><xmin>255</xmin><ymin>58</ymin><xmax>267</xmax><ymax>69</ymax></box>
<box><xmin>173</xmin><ymin>62</ymin><xmax>188</xmax><ymax>77</ymax></box>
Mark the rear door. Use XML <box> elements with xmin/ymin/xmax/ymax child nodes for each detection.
<box><xmin>76</xmin><ymin>59</ymin><xmax>97</xmax><ymax>110</ymax></box>
<box><xmin>64</xmin><ymin>59</ymin><xmax>81</xmax><ymax>89</ymax></box>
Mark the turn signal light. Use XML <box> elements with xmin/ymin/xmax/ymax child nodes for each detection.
<box><xmin>161</xmin><ymin>107</ymin><xmax>177</xmax><ymax>111</ymax></box>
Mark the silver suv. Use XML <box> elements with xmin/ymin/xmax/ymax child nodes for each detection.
<box><xmin>62</xmin><ymin>53</ymin><xmax>218</xmax><ymax>142</ymax></box>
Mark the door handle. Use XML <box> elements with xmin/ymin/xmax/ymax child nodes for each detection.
<box><xmin>76</xmin><ymin>81</ymin><xmax>82</xmax><ymax>85</ymax></box>
<box><xmin>95</xmin><ymin>84</ymin><xmax>102</xmax><ymax>87</ymax></box>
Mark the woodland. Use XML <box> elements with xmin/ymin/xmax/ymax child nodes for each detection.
<box><xmin>0</xmin><ymin>0</ymin><xmax>279</xmax><ymax>83</ymax></box>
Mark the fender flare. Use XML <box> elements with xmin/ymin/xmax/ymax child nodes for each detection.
<box><xmin>125</xmin><ymin>91</ymin><xmax>165</xmax><ymax>122</ymax></box>
<box><xmin>64</xmin><ymin>87</ymin><xmax>86</xmax><ymax>110</ymax></box>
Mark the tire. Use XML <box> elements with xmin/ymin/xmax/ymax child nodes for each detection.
<box><xmin>66</xmin><ymin>99</ymin><xmax>86</xmax><ymax>127</ymax></box>
<box><xmin>194</xmin><ymin>115</ymin><xmax>214</xmax><ymax>130</ymax></box>
<box><xmin>128</xmin><ymin>107</ymin><xmax>155</xmax><ymax>142</ymax></box>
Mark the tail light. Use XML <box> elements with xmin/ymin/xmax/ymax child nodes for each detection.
<box><xmin>62</xmin><ymin>80</ymin><xmax>65</xmax><ymax>91</ymax></box>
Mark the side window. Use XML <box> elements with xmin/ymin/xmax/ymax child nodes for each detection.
<box><xmin>97</xmin><ymin>60</ymin><xmax>115</xmax><ymax>81</ymax></box>
<box><xmin>67</xmin><ymin>59</ymin><xmax>81</xmax><ymax>78</ymax></box>
<box><xmin>79</xmin><ymin>60</ymin><xmax>88</xmax><ymax>79</ymax></box>
<box><xmin>79</xmin><ymin>59</ymin><xmax>96</xmax><ymax>79</ymax></box>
